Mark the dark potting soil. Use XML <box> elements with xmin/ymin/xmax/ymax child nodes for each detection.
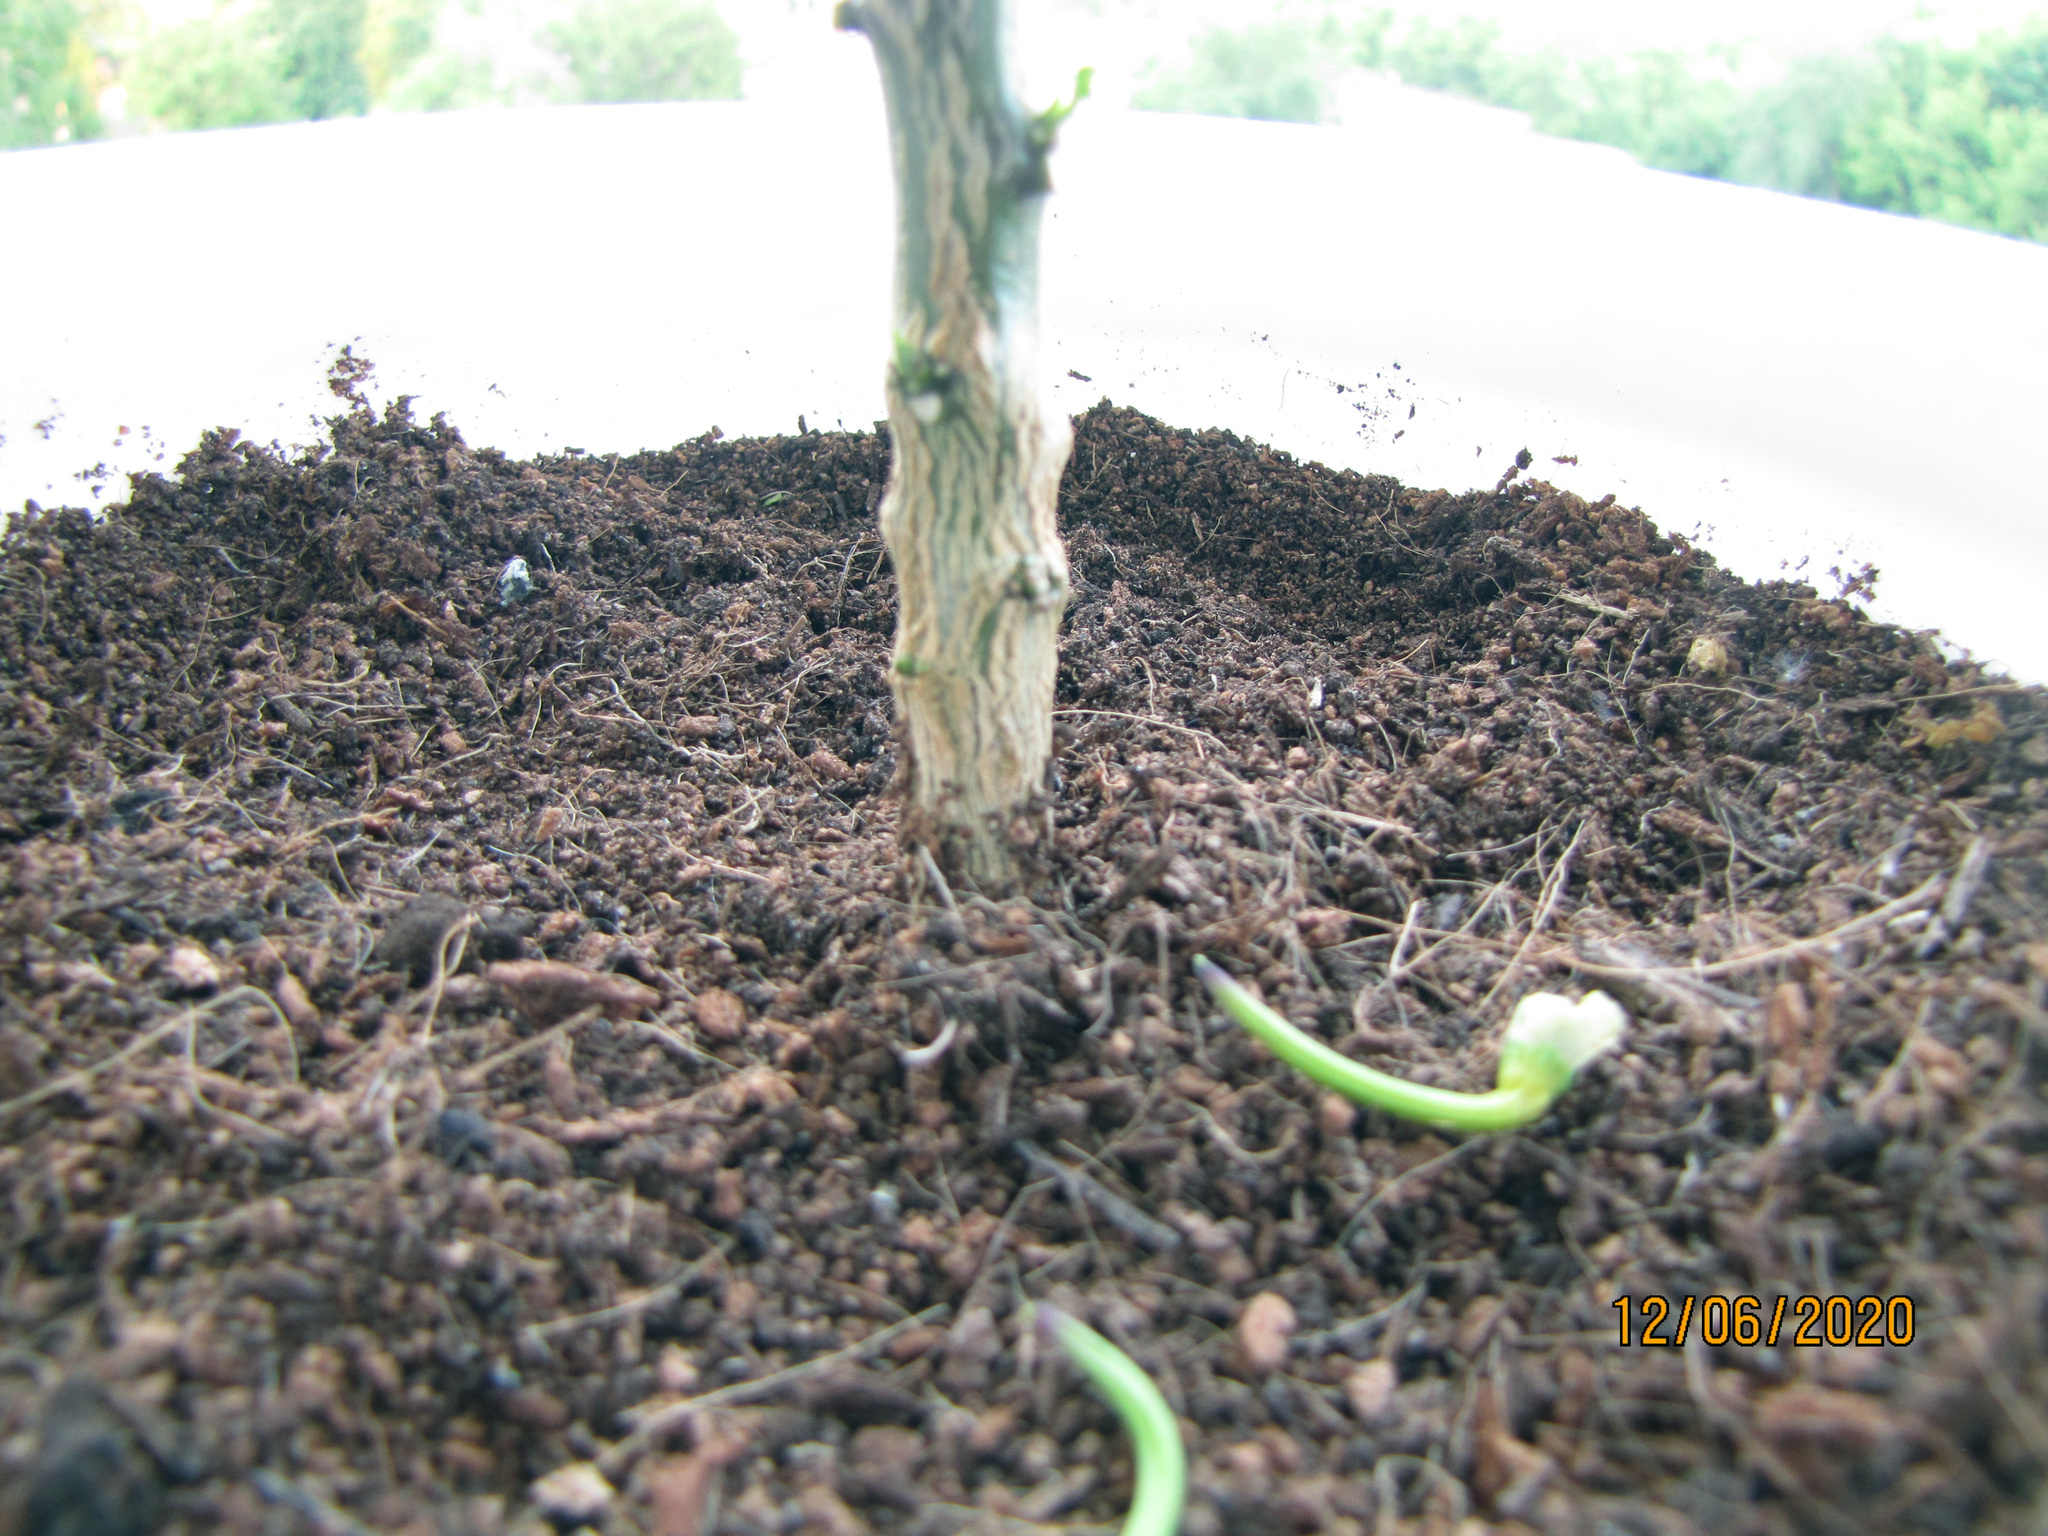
<box><xmin>1</xmin><ymin>364</ymin><xmax>2045</xmax><ymax>1536</ymax></box>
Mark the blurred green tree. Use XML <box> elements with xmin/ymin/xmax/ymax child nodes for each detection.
<box><xmin>1376</xmin><ymin>14</ymin><xmax>1507</xmax><ymax>102</ymax></box>
<box><xmin>128</xmin><ymin>9</ymin><xmax>293</xmax><ymax>130</ymax></box>
<box><xmin>1726</xmin><ymin>53</ymin><xmax>1878</xmax><ymax>201</ymax></box>
<box><xmin>1132</xmin><ymin>8</ymin><xmax>2045</xmax><ymax>245</ymax></box>
<box><xmin>269</xmin><ymin>0</ymin><xmax>370</xmax><ymax>118</ymax></box>
<box><xmin>1839</xmin><ymin>28</ymin><xmax>2048</xmax><ymax>242</ymax></box>
<box><xmin>1544</xmin><ymin>50</ymin><xmax>1739</xmax><ymax>178</ymax></box>
<box><xmin>542</xmin><ymin>0</ymin><xmax>741</xmax><ymax>105</ymax></box>
<box><xmin>359</xmin><ymin>0</ymin><xmax>436</xmax><ymax>101</ymax></box>
<box><xmin>382</xmin><ymin>46</ymin><xmax>499</xmax><ymax>112</ymax></box>
<box><xmin>354</xmin><ymin>0</ymin><xmax>438</xmax><ymax>100</ymax></box>
<box><xmin>1132</xmin><ymin>18</ymin><xmax>1343</xmax><ymax>124</ymax></box>
<box><xmin>128</xmin><ymin>0</ymin><xmax>376</xmax><ymax>130</ymax></box>
<box><xmin>2</xmin><ymin>0</ymin><xmax>104</xmax><ymax>147</ymax></box>
<box><xmin>107</xmin><ymin>0</ymin><xmax>742</xmax><ymax>137</ymax></box>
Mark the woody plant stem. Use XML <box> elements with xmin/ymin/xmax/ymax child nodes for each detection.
<box><xmin>836</xmin><ymin>0</ymin><xmax>1086</xmax><ymax>890</ymax></box>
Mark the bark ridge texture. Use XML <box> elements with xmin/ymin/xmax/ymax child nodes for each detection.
<box><xmin>843</xmin><ymin>0</ymin><xmax>1073</xmax><ymax>889</ymax></box>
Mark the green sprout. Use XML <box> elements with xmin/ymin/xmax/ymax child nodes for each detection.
<box><xmin>1032</xmin><ymin>1304</ymin><xmax>1187</xmax><ymax>1536</ymax></box>
<box><xmin>1191</xmin><ymin>954</ymin><xmax>1625</xmax><ymax>1133</ymax></box>
<box><xmin>1028</xmin><ymin>66</ymin><xmax>1095</xmax><ymax>152</ymax></box>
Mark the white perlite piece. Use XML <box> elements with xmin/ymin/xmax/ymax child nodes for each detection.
<box><xmin>162</xmin><ymin>945</ymin><xmax>221</xmax><ymax>994</ymax></box>
<box><xmin>530</xmin><ymin>1461</ymin><xmax>613</xmax><ymax>1524</ymax></box>
<box><xmin>497</xmin><ymin>556</ymin><xmax>534</xmax><ymax>606</ymax></box>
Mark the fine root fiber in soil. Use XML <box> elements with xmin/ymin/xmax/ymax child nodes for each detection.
<box><xmin>2</xmin><ymin>366</ymin><xmax>2046</xmax><ymax>1536</ymax></box>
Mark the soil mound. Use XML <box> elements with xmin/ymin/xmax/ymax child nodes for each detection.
<box><xmin>1</xmin><ymin>379</ymin><xmax>2044</xmax><ymax>1535</ymax></box>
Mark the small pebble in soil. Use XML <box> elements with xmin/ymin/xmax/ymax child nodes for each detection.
<box><xmin>432</xmin><ymin>1107</ymin><xmax>496</xmax><ymax>1170</ymax></box>
<box><xmin>373</xmin><ymin>893</ymin><xmax>473</xmax><ymax>983</ymax></box>
<box><xmin>656</xmin><ymin>1344</ymin><xmax>700</xmax><ymax>1394</ymax></box>
<box><xmin>1686</xmin><ymin>633</ymin><xmax>1734</xmax><ymax>679</ymax></box>
<box><xmin>1317</xmin><ymin>1092</ymin><xmax>1356</xmax><ymax>1137</ymax></box>
<box><xmin>1237</xmin><ymin>1291</ymin><xmax>1298</xmax><ymax>1375</ymax></box>
<box><xmin>110</xmin><ymin>786</ymin><xmax>176</xmax><ymax>834</ymax></box>
<box><xmin>529</xmin><ymin>1460</ymin><xmax>612</xmax><ymax>1525</ymax></box>
<box><xmin>20</xmin><ymin>1378</ymin><xmax>166</xmax><ymax>1536</ymax></box>
<box><xmin>694</xmin><ymin>987</ymin><xmax>747</xmax><ymax>1041</ymax></box>
<box><xmin>1343</xmin><ymin>1358</ymin><xmax>1399</xmax><ymax>1425</ymax></box>
<box><xmin>159</xmin><ymin>944</ymin><xmax>220</xmax><ymax>995</ymax></box>
<box><xmin>497</xmin><ymin>556</ymin><xmax>534</xmax><ymax>606</ymax></box>
<box><xmin>473</xmin><ymin>907</ymin><xmax>537</xmax><ymax>962</ymax></box>
<box><xmin>736</xmin><ymin>1208</ymin><xmax>777</xmax><ymax>1259</ymax></box>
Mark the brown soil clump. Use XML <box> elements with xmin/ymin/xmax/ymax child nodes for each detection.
<box><xmin>2</xmin><ymin>372</ymin><xmax>2045</xmax><ymax>1536</ymax></box>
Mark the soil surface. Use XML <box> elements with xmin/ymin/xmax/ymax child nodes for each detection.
<box><xmin>2</xmin><ymin>363</ymin><xmax>2046</xmax><ymax>1536</ymax></box>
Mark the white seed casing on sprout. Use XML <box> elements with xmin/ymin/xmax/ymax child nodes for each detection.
<box><xmin>1502</xmin><ymin>990</ymin><xmax>1627</xmax><ymax>1073</ymax></box>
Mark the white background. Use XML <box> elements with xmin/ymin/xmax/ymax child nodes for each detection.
<box><xmin>5</xmin><ymin>4</ymin><xmax>2045</xmax><ymax>679</ymax></box>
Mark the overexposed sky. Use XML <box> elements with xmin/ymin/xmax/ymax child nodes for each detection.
<box><xmin>1256</xmin><ymin>0</ymin><xmax>2047</xmax><ymax>48</ymax></box>
<box><xmin>115</xmin><ymin>0</ymin><xmax>2048</xmax><ymax>112</ymax></box>
<box><xmin>717</xmin><ymin>0</ymin><xmax>2048</xmax><ymax>118</ymax></box>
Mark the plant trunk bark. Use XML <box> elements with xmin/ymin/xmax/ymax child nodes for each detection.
<box><xmin>837</xmin><ymin>0</ymin><xmax>1074</xmax><ymax>892</ymax></box>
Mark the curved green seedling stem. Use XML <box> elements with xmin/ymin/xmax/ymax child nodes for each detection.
<box><xmin>1191</xmin><ymin>954</ymin><xmax>1625</xmax><ymax>1133</ymax></box>
<box><xmin>1033</xmin><ymin>1305</ymin><xmax>1186</xmax><ymax>1536</ymax></box>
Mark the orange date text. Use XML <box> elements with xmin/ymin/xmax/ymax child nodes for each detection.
<box><xmin>1612</xmin><ymin>1294</ymin><xmax>1915</xmax><ymax>1348</ymax></box>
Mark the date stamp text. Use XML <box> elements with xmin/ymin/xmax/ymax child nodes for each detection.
<box><xmin>1614</xmin><ymin>1294</ymin><xmax>1915</xmax><ymax>1348</ymax></box>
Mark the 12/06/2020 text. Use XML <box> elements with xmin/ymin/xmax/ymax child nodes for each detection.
<box><xmin>1614</xmin><ymin>1294</ymin><xmax>1915</xmax><ymax>1348</ymax></box>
